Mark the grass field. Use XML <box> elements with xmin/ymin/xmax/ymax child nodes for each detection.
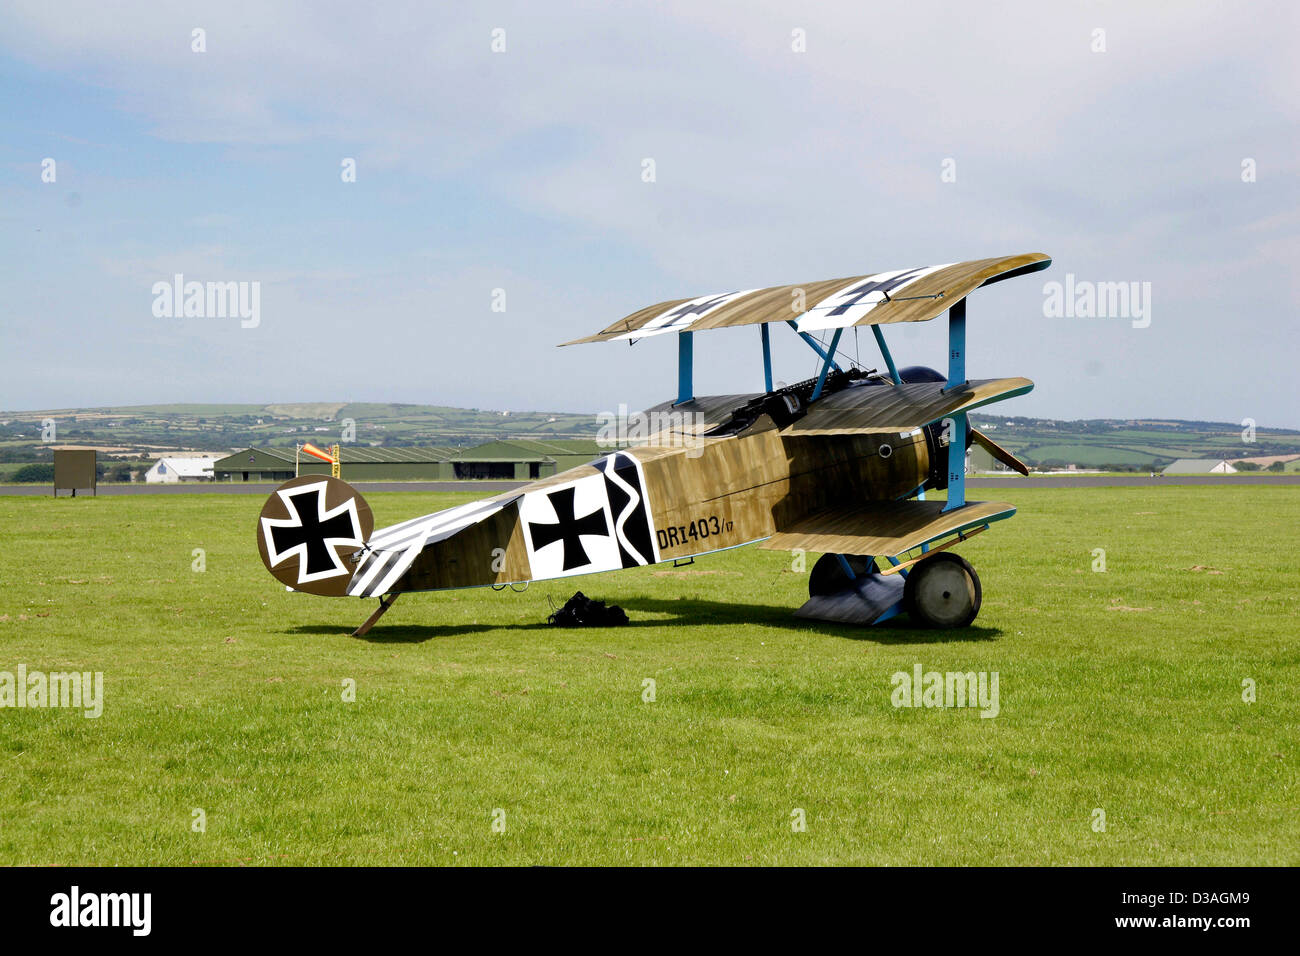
<box><xmin>0</xmin><ymin>487</ymin><xmax>1296</xmax><ymax>866</ymax></box>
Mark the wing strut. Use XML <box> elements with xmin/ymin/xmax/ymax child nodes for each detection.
<box><xmin>943</xmin><ymin>299</ymin><xmax>966</xmax><ymax>391</ymax></box>
<box><xmin>943</xmin><ymin>412</ymin><xmax>968</xmax><ymax>511</ymax></box>
<box><xmin>871</xmin><ymin>325</ymin><xmax>902</xmax><ymax>384</ymax></box>
<box><xmin>676</xmin><ymin>331</ymin><xmax>694</xmax><ymax>405</ymax></box>
<box><xmin>787</xmin><ymin>320</ymin><xmax>842</xmax><ymax>371</ymax></box>
<box><xmin>942</xmin><ymin>299</ymin><xmax>969</xmax><ymax>511</ymax></box>
<box><xmin>761</xmin><ymin>323</ymin><xmax>773</xmax><ymax>392</ymax></box>
<box><xmin>810</xmin><ymin>327</ymin><xmax>843</xmax><ymax>400</ymax></box>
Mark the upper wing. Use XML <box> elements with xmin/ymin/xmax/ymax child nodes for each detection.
<box><xmin>759</xmin><ymin>499</ymin><xmax>1016</xmax><ymax>557</ymax></box>
<box><xmin>560</xmin><ymin>253</ymin><xmax>1050</xmax><ymax>346</ymax></box>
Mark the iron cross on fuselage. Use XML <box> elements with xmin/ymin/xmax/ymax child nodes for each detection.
<box><xmin>527</xmin><ymin>486</ymin><xmax>609</xmax><ymax>571</ymax></box>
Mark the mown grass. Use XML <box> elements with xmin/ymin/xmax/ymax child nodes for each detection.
<box><xmin>0</xmin><ymin>486</ymin><xmax>1295</xmax><ymax>866</ymax></box>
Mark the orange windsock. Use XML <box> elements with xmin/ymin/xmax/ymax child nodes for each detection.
<box><xmin>300</xmin><ymin>442</ymin><xmax>336</xmax><ymax>463</ymax></box>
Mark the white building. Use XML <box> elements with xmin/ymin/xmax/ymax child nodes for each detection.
<box><xmin>1162</xmin><ymin>458</ymin><xmax>1237</xmax><ymax>475</ymax></box>
<box><xmin>144</xmin><ymin>457</ymin><xmax>218</xmax><ymax>483</ymax></box>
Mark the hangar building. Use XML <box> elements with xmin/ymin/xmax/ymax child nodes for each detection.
<box><xmin>213</xmin><ymin>447</ymin><xmax>297</xmax><ymax>482</ymax></box>
<box><xmin>213</xmin><ymin>439</ymin><xmax>604</xmax><ymax>482</ymax></box>
<box><xmin>449</xmin><ymin>439</ymin><xmax>603</xmax><ymax>480</ymax></box>
<box><xmin>1162</xmin><ymin>458</ymin><xmax>1237</xmax><ymax>475</ymax></box>
<box><xmin>214</xmin><ymin>446</ymin><xmax>457</xmax><ymax>481</ymax></box>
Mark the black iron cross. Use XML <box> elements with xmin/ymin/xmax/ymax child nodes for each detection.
<box><xmin>826</xmin><ymin>267</ymin><xmax>926</xmax><ymax>317</ymax></box>
<box><xmin>528</xmin><ymin>486</ymin><xmax>608</xmax><ymax>570</ymax></box>
<box><xmin>269</xmin><ymin>488</ymin><xmax>359</xmax><ymax>576</ymax></box>
<box><xmin>660</xmin><ymin>292</ymin><xmax>734</xmax><ymax>327</ymax></box>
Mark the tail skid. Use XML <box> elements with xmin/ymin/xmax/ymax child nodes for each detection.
<box><xmin>352</xmin><ymin>591</ymin><xmax>401</xmax><ymax>637</ymax></box>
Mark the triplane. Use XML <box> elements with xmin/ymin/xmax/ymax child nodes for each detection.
<box><xmin>256</xmin><ymin>253</ymin><xmax>1051</xmax><ymax>634</ymax></box>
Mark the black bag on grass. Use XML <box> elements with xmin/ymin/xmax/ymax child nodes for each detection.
<box><xmin>548</xmin><ymin>591</ymin><xmax>629</xmax><ymax>627</ymax></box>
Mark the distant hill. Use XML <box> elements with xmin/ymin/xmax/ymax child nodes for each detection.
<box><xmin>0</xmin><ymin>402</ymin><xmax>600</xmax><ymax>477</ymax></box>
<box><xmin>1</xmin><ymin>403</ymin><xmax>1298</xmax><ymax>475</ymax></box>
<box><xmin>967</xmin><ymin>415</ymin><xmax>1300</xmax><ymax>470</ymax></box>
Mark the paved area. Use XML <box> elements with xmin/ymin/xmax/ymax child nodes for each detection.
<box><xmin>966</xmin><ymin>474</ymin><xmax>1300</xmax><ymax>488</ymax></box>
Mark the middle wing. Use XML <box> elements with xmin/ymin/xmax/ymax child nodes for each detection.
<box><xmin>784</xmin><ymin>378</ymin><xmax>1033</xmax><ymax>436</ymax></box>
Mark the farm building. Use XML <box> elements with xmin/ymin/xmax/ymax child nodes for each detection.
<box><xmin>144</xmin><ymin>456</ymin><xmax>218</xmax><ymax>483</ymax></box>
<box><xmin>1162</xmin><ymin>458</ymin><xmax>1237</xmax><ymax>475</ymax></box>
<box><xmin>212</xmin><ymin>440</ymin><xmax>605</xmax><ymax>482</ymax></box>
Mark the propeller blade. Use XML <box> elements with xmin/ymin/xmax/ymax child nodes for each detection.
<box><xmin>970</xmin><ymin>428</ymin><xmax>1030</xmax><ymax>476</ymax></box>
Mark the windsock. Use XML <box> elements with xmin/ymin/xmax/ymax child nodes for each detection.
<box><xmin>300</xmin><ymin>442</ymin><xmax>337</xmax><ymax>463</ymax></box>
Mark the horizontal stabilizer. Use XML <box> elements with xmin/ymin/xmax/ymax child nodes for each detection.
<box><xmin>760</xmin><ymin>499</ymin><xmax>1015</xmax><ymax>557</ymax></box>
<box><xmin>346</xmin><ymin>493</ymin><xmax>520</xmax><ymax>598</ymax></box>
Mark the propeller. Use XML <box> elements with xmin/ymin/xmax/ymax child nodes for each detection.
<box><xmin>970</xmin><ymin>427</ymin><xmax>1030</xmax><ymax>476</ymax></box>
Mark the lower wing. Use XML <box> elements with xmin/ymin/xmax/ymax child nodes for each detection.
<box><xmin>758</xmin><ymin>499</ymin><xmax>1016</xmax><ymax>558</ymax></box>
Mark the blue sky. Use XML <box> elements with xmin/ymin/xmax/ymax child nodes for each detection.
<box><xmin>1</xmin><ymin>1</ymin><xmax>1297</xmax><ymax>425</ymax></box>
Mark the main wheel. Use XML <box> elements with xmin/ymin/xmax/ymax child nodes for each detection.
<box><xmin>903</xmin><ymin>552</ymin><xmax>981</xmax><ymax>628</ymax></box>
<box><xmin>808</xmin><ymin>553</ymin><xmax>874</xmax><ymax>597</ymax></box>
